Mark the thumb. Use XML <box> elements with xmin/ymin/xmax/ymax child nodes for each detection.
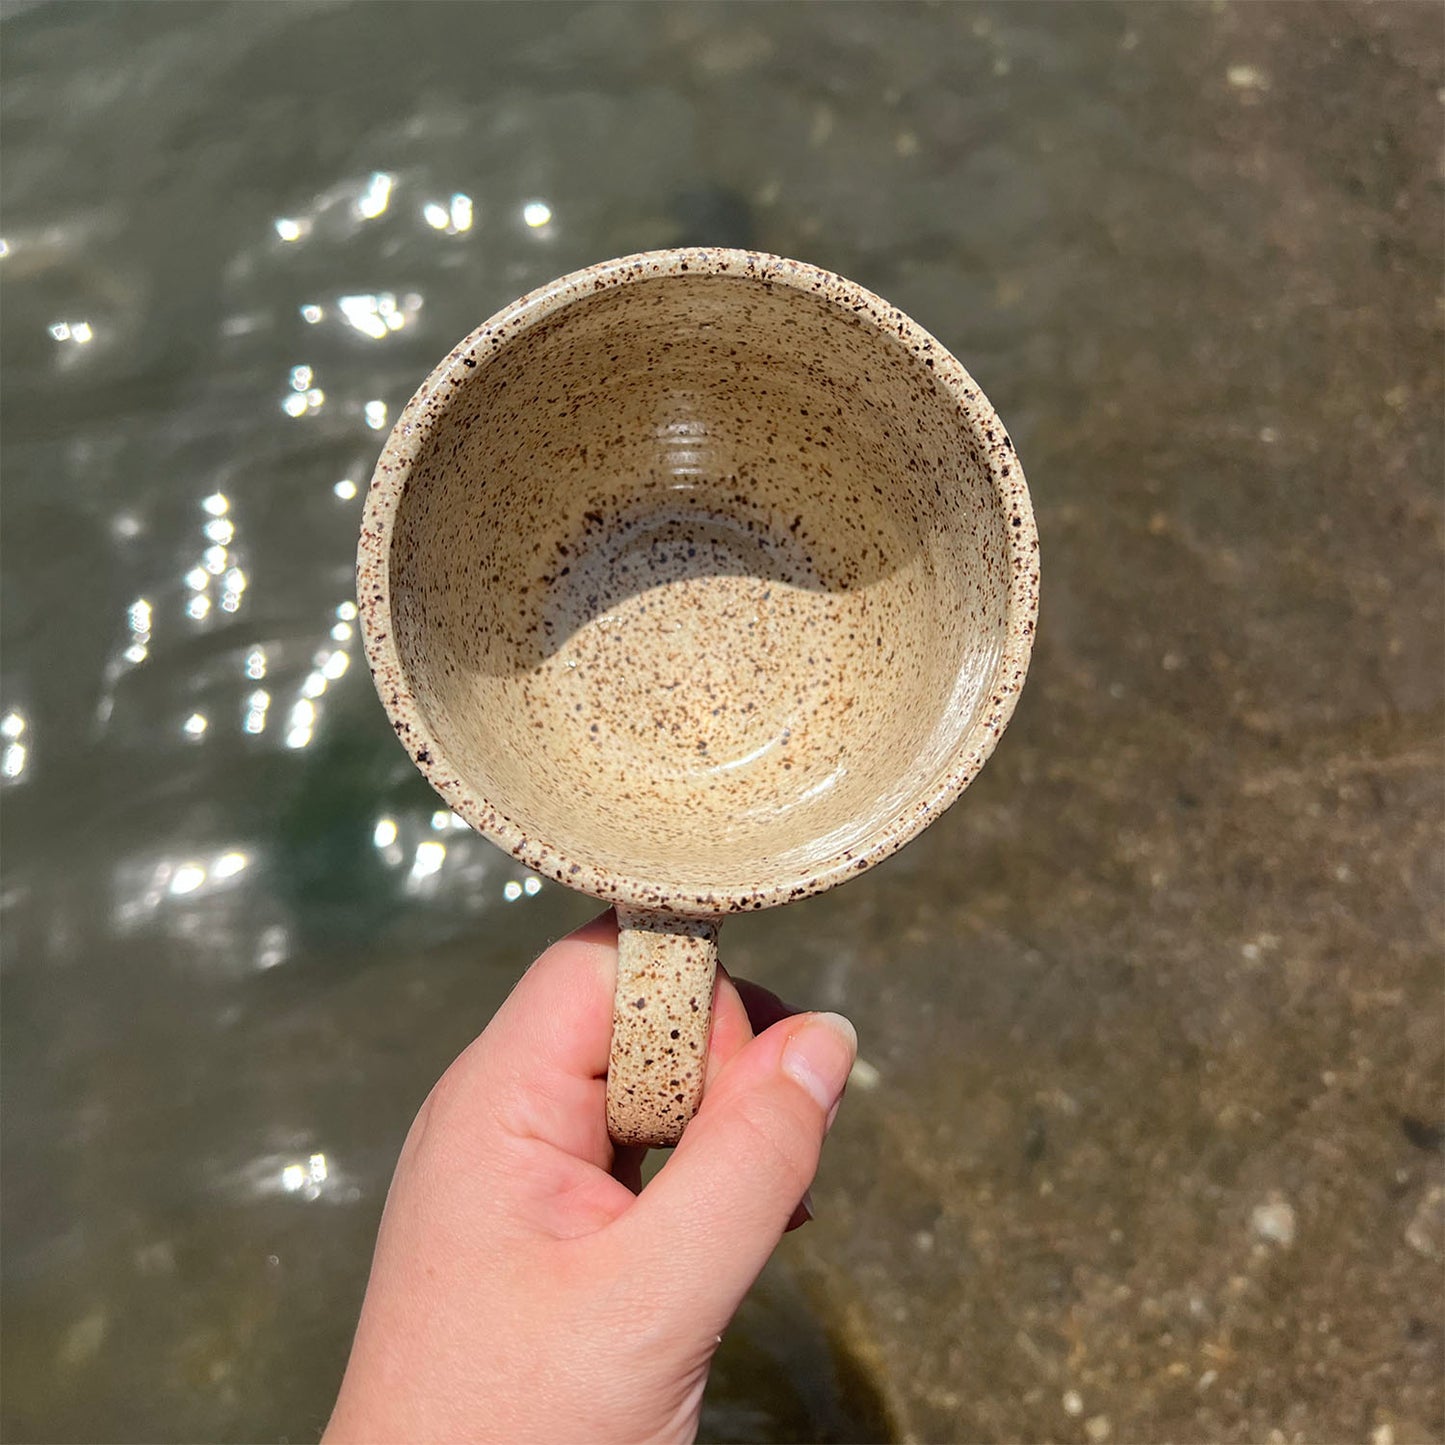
<box><xmin>613</xmin><ymin>1010</ymin><xmax>857</xmax><ymax>1331</ymax></box>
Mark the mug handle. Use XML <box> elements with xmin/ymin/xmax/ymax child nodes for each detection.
<box><xmin>606</xmin><ymin>906</ymin><xmax>720</xmax><ymax>1146</ymax></box>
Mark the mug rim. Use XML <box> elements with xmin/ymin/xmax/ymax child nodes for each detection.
<box><xmin>357</xmin><ymin>247</ymin><xmax>1039</xmax><ymax>916</ymax></box>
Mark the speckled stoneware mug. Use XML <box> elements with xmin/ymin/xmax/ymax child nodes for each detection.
<box><xmin>358</xmin><ymin>248</ymin><xmax>1038</xmax><ymax>1147</ymax></box>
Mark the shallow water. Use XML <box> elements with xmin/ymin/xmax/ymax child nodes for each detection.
<box><xmin>3</xmin><ymin>3</ymin><xmax>1441</xmax><ymax>1443</ymax></box>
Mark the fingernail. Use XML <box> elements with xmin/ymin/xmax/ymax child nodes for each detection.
<box><xmin>782</xmin><ymin>1012</ymin><xmax>858</xmax><ymax>1113</ymax></box>
<box><xmin>800</xmin><ymin>1188</ymin><xmax>815</xmax><ymax>1221</ymax></box>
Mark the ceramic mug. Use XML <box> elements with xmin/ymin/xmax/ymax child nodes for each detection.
<box><xmin>358</xmin><ymin>248</ymin><xmax>1038</xmax><ymax>1146</ymax></box>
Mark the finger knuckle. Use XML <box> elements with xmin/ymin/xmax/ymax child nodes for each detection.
<box><xmin>725</xmin><ymin>1093</ymin><xmax>816</xmax><ymax>1194</ymax></box>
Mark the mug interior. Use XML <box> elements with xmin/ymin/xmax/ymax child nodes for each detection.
<box><xmin>380</xmin><ymin>265</ymin><xmax>1024</xmax><ymax>903</ymax></box>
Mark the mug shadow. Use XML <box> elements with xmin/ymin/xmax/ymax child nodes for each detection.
<box><xmin>441</xmin><ymin>483</ymin><xmax>925</xmax><ymax>681</ymax></box>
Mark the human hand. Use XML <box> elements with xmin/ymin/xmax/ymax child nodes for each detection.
<box><xmin>323</xmin><ymin>910</ymin><xmax>858</xmax><ymax>1445</ymax></box>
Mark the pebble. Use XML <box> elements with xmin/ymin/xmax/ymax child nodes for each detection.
<box><xmin>1404</xmin><ymin>1185</ymin><xmax>1444</xmax><ymax>1261</ymax></box>
<box><xmin>1086</xmin><ymin>1415</ymin><xmax>1112</xmax><ymax>1442</ymax></box>
<box><xmin>1062</xmin><ymin>1390</ymin><xmax>1084</xmax><ymax>1417</ymax></box>
<box><xmin>1226</xmin><ymin>63</ymin><xmax>1269</xmax><ymax>92</ymax></box>
<box><xmin>58</xmin><ymin>1309</ymin><xmax>107</xmax><ymax>1367</ymax></box>
<box><xmin>1250</xmin><ymin>1195</ymin><xmax>1296</xmax><ymax>1247</ymax></box>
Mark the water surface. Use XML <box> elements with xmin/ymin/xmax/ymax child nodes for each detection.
<box><xmin>3</xmin><ymin>4</ymin><xmax>1440</xmax><ymax>1442</ymax></box>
